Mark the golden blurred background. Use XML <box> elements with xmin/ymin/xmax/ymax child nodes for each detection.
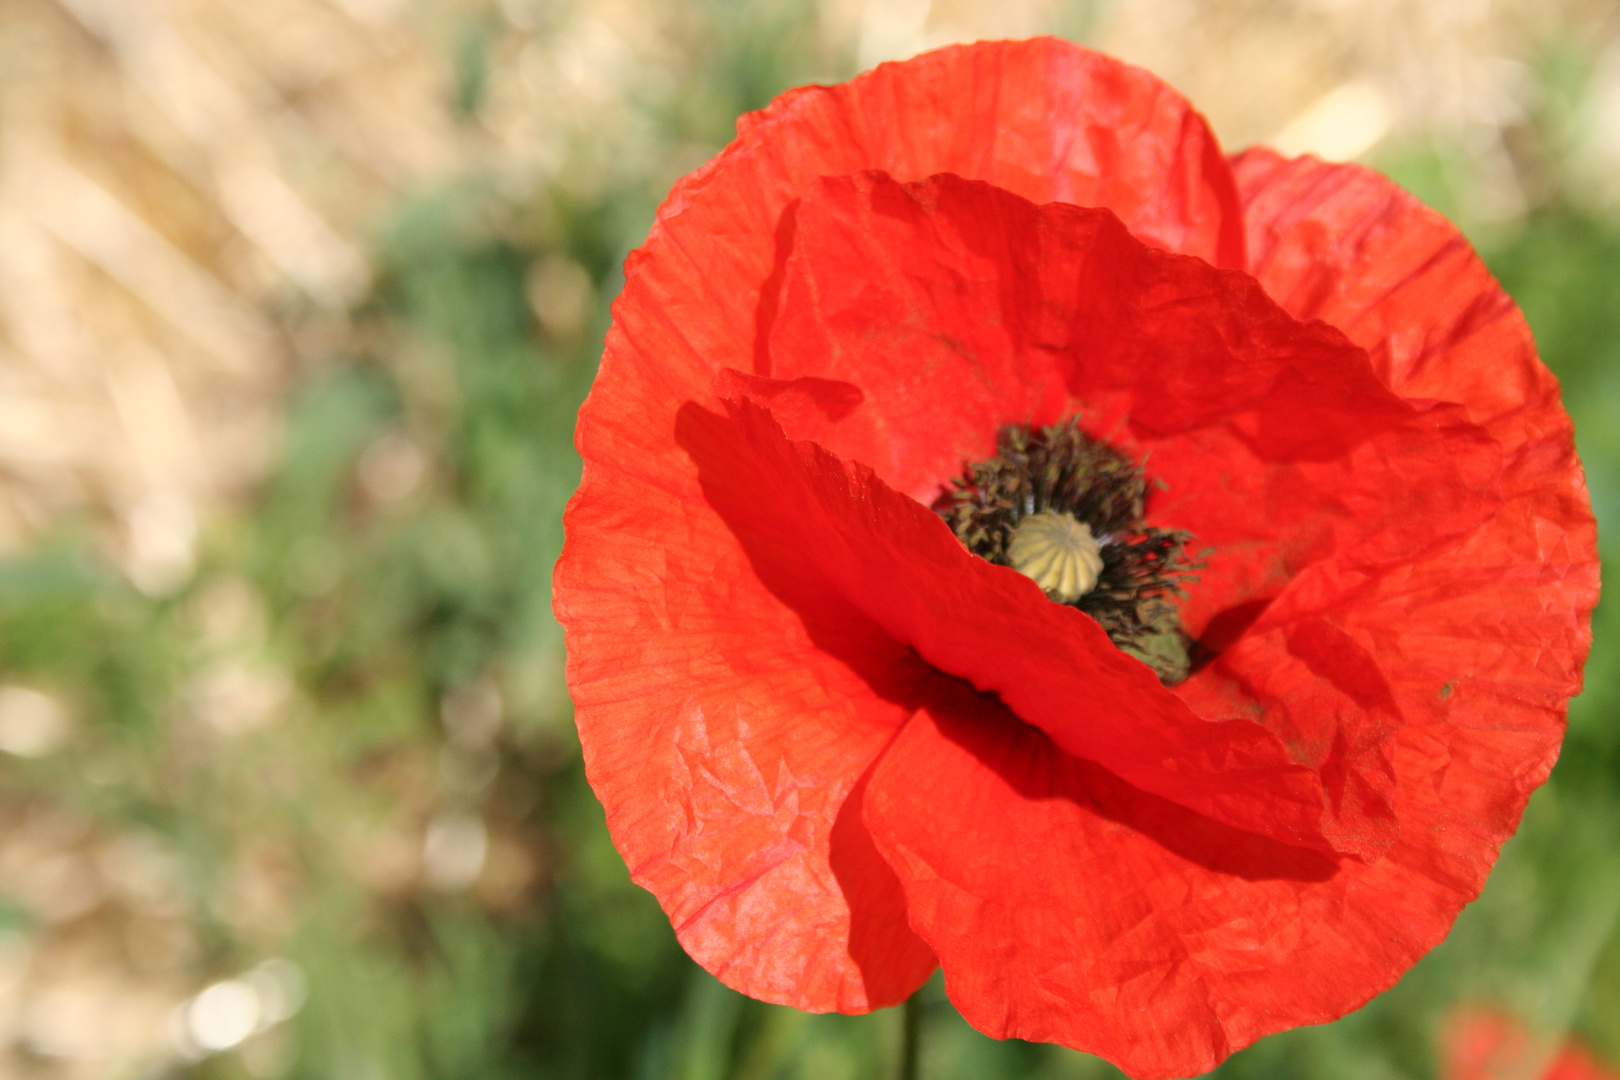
<box><xmin>0</xmin><ymin>1</ymin><xmax>1618</xmax><ymax>1078</ymax></box>
<box><xmin>7</xmin><ymin>0</ymin><xmax>1619</xmax><ymax>560</ymax></box>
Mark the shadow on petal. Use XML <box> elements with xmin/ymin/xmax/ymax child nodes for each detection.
<box><xmin>679</xmin><ymin>397</ymin><xmax>1338</xmax><ymax>885</ymax></box>
<box><xmin>829</xmin><ymin>755</ymin><xmax>939</xmax><ymax>1001</ymax></box>
<box><xmin>675</xmin><ymin>399</ymin><xmax>934</xmax><ymax>709</ymax></box>
<box><xmin>918</xmin><ymin>677</ymin><xmax>1340</xmax><ymax>885</ymax></box>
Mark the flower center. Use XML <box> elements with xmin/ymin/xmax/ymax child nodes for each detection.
<box><xmin>936</xmin><ymin>418</ymin><xmax>1202</xmax><ymax>685</ymax></box>
<box><xmin>1007</xmin><ymin>511</ymin><xmax>1104</xmax><ymax>602</ymax></box>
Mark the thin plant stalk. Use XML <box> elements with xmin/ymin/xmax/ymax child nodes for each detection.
<box><xmin>896</xmin><ymin>992</ymin><xmax>921</xmax><ymax>1080</ymax></box>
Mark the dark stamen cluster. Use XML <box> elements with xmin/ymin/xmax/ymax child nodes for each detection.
<box><xmin>936</xmin><ymin>419</ymin><xmax>1203</xmax><ymax>685</ymax></box>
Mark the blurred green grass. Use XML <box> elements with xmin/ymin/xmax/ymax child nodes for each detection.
<box><xmin>2</xmin><ymin>6</ymin><xmax>1619</xmax><ymax>1079</ymax></box>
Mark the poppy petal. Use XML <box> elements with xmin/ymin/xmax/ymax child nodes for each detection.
<box><xmin>801</xmin><ymin>37</ymin><xmax>1247</xmax><ymax>265</ymax></box>
<box><xmin>556</xmin><ymin>457</ymin><xmax>939</xmax><ymax>1010</ymax></box>
<box><xmin>1226</xmin><ymin>148</ymin><xmax>1597</xmax><ymax>884</ymax></box>
<box><xmin>862</xmin><ymin>679</ymin><xmax>1530</xmax><ymax>1080</ymax></box>
<box><xmin>683</xmin><ymin>394</ymin><xmax>1392</xmax><ymax>857</ymax></box>
<box><xmin>614</xmin><ymin>39</ymin><xmax>1244</xmax><ymax>432</ymax></box>
<box><xmin>1230</xmin><ymin>148</ymin><xmax>1562</xmax><ymax>444</ymax></box>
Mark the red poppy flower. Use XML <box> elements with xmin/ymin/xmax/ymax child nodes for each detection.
<box><xmin>1444</xmin><ymin>1009</ymin><xmax>1619</xmax><ymax>1080</ymax></box>
<box><xmin>552</xmin><ymin>37</ymin><xmax>1598</xmax><ymax>1080</ymax></box>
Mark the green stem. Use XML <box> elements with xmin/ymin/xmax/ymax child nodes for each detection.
<box><xmin>895</xmin><ymin>991</ymin><xmax>921</xmax><ymax>1080</ymax></box>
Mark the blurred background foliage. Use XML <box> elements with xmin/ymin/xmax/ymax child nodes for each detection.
<box><xmin>0</xmin><ymin>0</ymin><xmax>1617</xmax><ymax>1078</ymax></box>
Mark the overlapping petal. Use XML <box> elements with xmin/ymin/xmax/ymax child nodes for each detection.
<box><xmin>865</xmin><ymin>686</ymin><xmax>1376</xmax><ymax>1080</ymax></box>
<box><xmin>557</xmin><ymin>450</ymin><xmax>937</xmax><ymax>1009</ymax></box>
<box><xmin>687</xmin><ymin>394</ymin><xmax>1366</xmax><ymax>856</ymax></box>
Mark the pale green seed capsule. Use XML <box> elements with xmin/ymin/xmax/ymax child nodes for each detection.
<box><xmin>1006</xmin><ymin>511</ymin><xmax>1104</xmax><ymax>602</ymax></box>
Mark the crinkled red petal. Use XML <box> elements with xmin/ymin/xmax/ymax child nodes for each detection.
<box><xmin>866</xmin><ymin>686</ymin><xmax>1401</xmax><ymax>1080</ymax></box>
<box><xmin>556</xmin><ymin>451</ymin><xmax>937</xmax><ymax>1011</ymax></box>
<box><xmin>866</xmin><ymin>674</ymin><xmax>1585</xmax><ymax>1078</ymax></box>
<box><xmin>809</xmin><ymin>38</ymin><xmax>1246</xmax><ymax>265</ymax></box>
<box><xmin>555</xmin><ymin>39</ymin><xmax>1249</xmax><ymax>1013</ymax></box>
<box><xmin>1224</xmin><ymin>148</ymin><xmax>1597</xmax><ymax>923</ymax></box>
<box><xmin>685</xmin><ymin>395</ymin><xmax>1364</xmax><ymax>854</ymax></box>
